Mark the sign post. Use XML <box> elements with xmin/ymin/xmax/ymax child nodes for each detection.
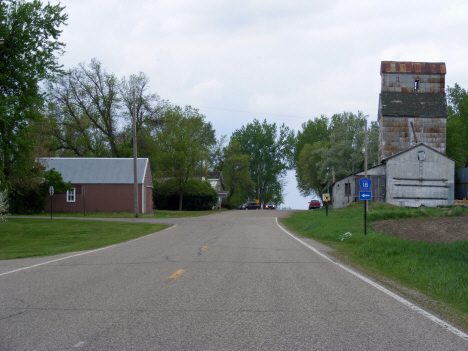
<box><xmin>49</xmin><ymin>186</ymin><xmax>54</xmax><ymax>220</ymax></box>
<box><xmin>322</xmin><ymin>193</ymin><xmax>330</xmax><ymax>216</ymax></box>
<box><xmin>359</xmin><ymin>178</ymin><xmax>372</xmax><ymax>235</ymax></box>
<box><xmin>82</xmin><ymin>188</ymin><xmax>86</xmax><ymax>217</ymax></box>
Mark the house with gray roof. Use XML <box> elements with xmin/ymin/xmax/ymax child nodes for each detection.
<box><xmin>40</xmin><ymin>158</ymin><xmax>153</xmax><ymax>214</ymax></box>
<box><xmin>332</xmin><ymin>143</ymin><xmax>455</xmax><ymax>208</ymax></box>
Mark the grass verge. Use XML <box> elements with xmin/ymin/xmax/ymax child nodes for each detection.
<box><xmin>16</xmin><ymin>209</ymin><xmax>223</xmax><ymax>219</ymax></box>
<box><xmin>0</xmin><ymin>218</ymin><xmax>169</xmax><ymax>260</ymax></box>
<box><xmin>281</xmin><ymin>202</ymin><xmax>468</xmax><ymax>331</ymax></box>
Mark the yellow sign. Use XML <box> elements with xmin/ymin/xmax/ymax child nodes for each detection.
<box><xmin>255</xmin><ymin>199</ymin><xmax>259</xmax><ymax>203</ymax></box>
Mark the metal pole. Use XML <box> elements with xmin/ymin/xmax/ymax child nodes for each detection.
<box><xmin>364</xmin><ymin>119</ymin><xmax>368</xmax><ymax>234</ymax></box>
<box><xmin>133</xmin><ymin>90</ymin><xmax>138</xmax><ymax>218</ymax></box>
<box><xmin>364</xmin><ymin>202</ymin><xmax>367</xmax><ymax>235</ymax></box>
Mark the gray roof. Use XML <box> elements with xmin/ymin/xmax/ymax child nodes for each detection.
<box><xmin>40</xmin><ymin>158</ymin><xmax>150</xmax><ymax>184</ymax></box>
<box><xmin>380</xmin><ymin>92</ymin><xmax>447</xmax><ymax>118</ymax></box>
<box><xmin>207</xmin><ymin>171</ymin><xmax>222</xmax><ymax>180</ymax></box>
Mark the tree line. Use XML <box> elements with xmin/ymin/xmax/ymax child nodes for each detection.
<box><xmin>2</xmin><ymin>0</ymin><xmax>468</xmax><ymax>214</ymax></box>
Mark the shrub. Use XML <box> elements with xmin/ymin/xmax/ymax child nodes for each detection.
<box><xmin>0</xmin><ymin>189</ymin><xmax>9</xmax><ymax>222</ymax></box>
<box><xmin>153</xmin><ymin>178</ymin><xmax>217</xmax><ymax>211</ymax></box>
<box><xmin>8</xmin><ymin>169</ymin><xmax>72</xmax><ymax>214</ymax></box>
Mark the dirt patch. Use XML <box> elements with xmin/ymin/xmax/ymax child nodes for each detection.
<box><xmin>371</xmin><ymin>215</ymin><xmax>468</xmax><ymax>243</ymax></box>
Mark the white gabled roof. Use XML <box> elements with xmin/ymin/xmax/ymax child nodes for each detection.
<box><xmin>40</xmin><ymin>158</ymin><xmax>149</xmax><ymax>184</ymax></box>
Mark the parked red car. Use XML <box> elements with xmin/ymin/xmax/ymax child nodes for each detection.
<box><xmin>308</xmin><ymin>200</ymin><xmax>321</xmax><ymax>210</ymax></box>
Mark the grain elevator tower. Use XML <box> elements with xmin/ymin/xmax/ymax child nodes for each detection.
<box><xmin>378</xmin><ymin>61</ymin><xmax>447</xmax><ymax>162</ymax></box>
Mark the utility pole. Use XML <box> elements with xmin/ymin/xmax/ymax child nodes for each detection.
<box><xmin>133</xmin><ymin>90</ymin><xmax>138</xmax><ymax>218</ymax></box>
<box><xmin>364</xmin><ymin>119</ymin><xmax>368</xmax><ymax>234</ymax></box>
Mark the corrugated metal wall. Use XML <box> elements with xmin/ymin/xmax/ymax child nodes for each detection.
<box><xmin>455</xmin><ymin>168</ymin><xmax>468</xmax><ymax>199</ymax></box>
<box><xmin>379</xmin><ymin>116</ymin><xmax>446</xmax><ymax>160</ymax></box>
<box><xmin>386</xmin><ymin>145</ymin><xmax>454</xmax><ymax>207</ymax></box>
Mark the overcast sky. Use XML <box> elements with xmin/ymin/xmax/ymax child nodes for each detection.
<box><xmin>56</xmin><ymin>0</ymin><xmax>468</xmax><ymax>209</ymax></box>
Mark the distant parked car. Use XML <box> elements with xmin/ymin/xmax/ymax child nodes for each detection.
<box><xmin>237</xmin><ymin>203</ymin><xmax>246</xmax><ymax>210</ymax></box>
<box><xmin>308</xmin><ymin>200</ymin><xmax>321</xmax><ymax>210</ymax></box>
<box><xmin>245</xmin><ymin>202</ymin><xmax>261</xmax><ymax>210</ymax></box>
<box><xmin>264</xmin><ymin>202</ymin><xmax>276</xmax><ymax>210</ymax></box>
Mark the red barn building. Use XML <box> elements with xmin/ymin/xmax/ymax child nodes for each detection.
<box><xmin>42</xmin><ymin>158</ymin><xmax>153</xmax><ymax>214</ymax></box>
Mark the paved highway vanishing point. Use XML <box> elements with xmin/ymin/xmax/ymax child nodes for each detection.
<box><xmin>1</xmin><ymin>210</ymin><xmax>468</xmax><ymax>350</ymax></box>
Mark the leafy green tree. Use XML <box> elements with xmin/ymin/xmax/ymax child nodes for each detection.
<box><xmin>215</xmin><ymin>139</ymin><xmax>254</xmax><ymax>208</ymax></box>
<box><xmin>294</xmin><ymin>116</ymin><xmax>331</xmax><ymax>198</ymax></box>
<box><xmin>152</xmin><ymin>106</ymin><xmax>216</xmax><ymax>210</ymax></box>
<box><xmin>296</xmin><ymin>141</ymin><xmax>329</xmax><ymax>198</ymax></box>
<box><xmin>231</xmin><ymin>119</ymin><xmax>295</xmax><ymax>205</ymax></box>
<box><xmin>317</xmin><ymin>111</ymin><xmax>368</xmax><ymax>188</ymax></box>
<box><xmin>367</xmin><ymin>120</ymin><xmax>379</xmax><ymax>168</ymax></box>
<box><xmin>294</xmin><ymin>116</ymin><xmax>330</xmax><ymax>165</ymax></box>
<box><xmin>446</xmin><ymin>84</ymin><xmax>468</xmax><ymax>168</ymax></box>
<box><xmin>0</xmin><ymin>0</ymin><xmax>67</xmax><ymax>189</ymax></box>
<box><xmin>295</xmin><ymin>111</ymin><xmax>375</xmax><ymax>197</ymax></box>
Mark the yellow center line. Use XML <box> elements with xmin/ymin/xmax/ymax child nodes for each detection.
<box><xmin>169</xmin><ymin>269</ymin><xmax>185</xmax><ymax>279</ymax></box>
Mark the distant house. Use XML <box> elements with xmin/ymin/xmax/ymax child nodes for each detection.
<box><xmin>333</xmin><ymin>143</ymin><xmax>455</xmax><ymax>208</ymax></box>
<box><xmin>41</xmin><ymin>158</ymin><xmax>153</xmax><ymax>214</ymax></box>
<box><xmin>205</xmin><ymin>171</ymin><xmax>228</xmax><ymax>209</ymax></box>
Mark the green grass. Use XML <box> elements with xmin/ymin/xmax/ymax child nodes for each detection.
<box><xmin>16</xmin><ymin>209</ymin><xmax>223</xmax><ymax>219</ymax></box>
<box><xmin>282</xmin><ymin>202</ymin><xmax>468</xmax><ymax>330</ymax></box>
<box><xmin>0</xmin><ymin>218</ymin><xmax>169</xmax><ymax>260</ymax></box>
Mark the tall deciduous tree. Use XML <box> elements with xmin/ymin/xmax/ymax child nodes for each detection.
<box><xmin>294</xmin><ymin>116</ymin><xmax>330</xmax><ymax>165</ymax></box>
<box><xmin>215</xmin><ymin>139</ymin><xmax>253</xmax><ymax>208</ymax></box>
<box><xmin>46</xmin><ymin>59</ymin><xmax>121</xmax><ymax>157</ymax></box>
<box><xmin>295</xmin><ymin>111</ymin><xmax>377</xmax><ymax>197</ymax></box>
<box><xmin>0</xmin><ymin>0</ymin><xmax>67</xmax><ymax>189</ymax></box>
<box><xmin>152</xmin><ymin>106</ymin><xmax>216</xmax><ymax>210</ymax></box>
<box><xmin>46</xmin><ymin>60</ymin><xmax>167</xmax><ymax>158</ymax></box>
<box><xmin>231</xmin><ymin>119</ymin><xmax>295</xmax><ymax>205</ymax></box>
<box><xmin>317</xmin><ymin>111</ymin><xmax>368</xmax><ymax>188</ymax></box>
<box><xmin>119</xmin><ymin>72</ymin><xmax>168</xmax><ymax>157</ymax></box>
<box><xmin>296</xmin><ymin>141</ymin><xmax>329</xmax><ymax>198</ymax></box>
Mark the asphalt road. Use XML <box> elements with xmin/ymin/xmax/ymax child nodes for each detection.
<box><xmin>1</xmin><ymin>210</ymin><xmax>468</xmax><ymax>350</ymax></box>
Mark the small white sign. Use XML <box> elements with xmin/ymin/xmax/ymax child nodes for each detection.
<box><xmin>49</xmin><ymin>186</ymin><xmax>54</xmax><ymax>196</ymax></box>
<box><xmin>322</xmin><ymin>193</ymin><xmax>330</xmax><ymax>202</ymax></box>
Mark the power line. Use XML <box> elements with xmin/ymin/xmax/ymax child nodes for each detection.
<box><xmin>174</xmin><ymin>103</ymin><xmax>311</xmax><ymax>120</ymax></box>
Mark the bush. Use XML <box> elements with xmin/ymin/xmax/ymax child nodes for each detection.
<box><xmin>0</xmin><ymin>189</ymin><xmax>9</xmax><ymax>221</ymax></box>
<box><xmin>153</xmin><ymin>178</ymin><xmax>217</xmax><ymax>211</ymax></box>
<box><xmin>8</xmin><ymin>169</ymin><xmax>72</xmax><ymax>215</ymax></box>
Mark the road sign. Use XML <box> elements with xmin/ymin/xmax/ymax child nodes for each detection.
<box><xmin>49</xmin><ymin>186</ymin><xmax>54</xmax><ymax>196</ymax></box>
<box><xmin>322</xmin><ymin>193</ymin><xmax>330</xmax><ymax>202</ymax></box>
<box><xmin>359</xmin><ymin>178</ymin><xmax>372</xmax><ymax>191</ymax></box>
<box><xmin>359</xmin><ymin>191</ymin><xmax>372</xmax><ymax>200</ymax></box>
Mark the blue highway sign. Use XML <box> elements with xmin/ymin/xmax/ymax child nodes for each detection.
<box><xmin>359</xmin><ymin>191</ymin><xmax>372</xmax><ymax>200</ymax></box>
<box><xmin>359</xmin><ymin>178</ymin><xmax>372</xmax><ymax>190</ymax></box>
